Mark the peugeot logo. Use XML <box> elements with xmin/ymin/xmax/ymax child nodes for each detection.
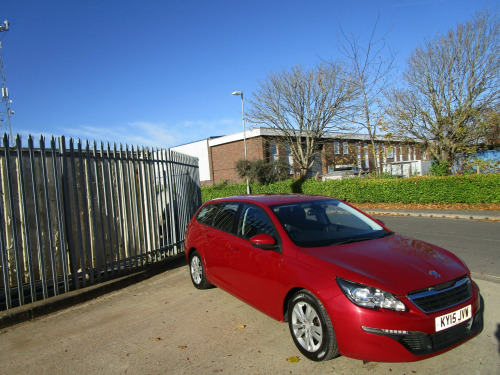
<box><xmin>429</xmin><ymin>270</ymin><xmax>441</xmax><ymax>279</ymax></box>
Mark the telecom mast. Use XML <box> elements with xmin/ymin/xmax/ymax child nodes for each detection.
<box><xmin>0</xmin><ymin>20</ymin><xmax>13</xmax><ymax>139</ymax></box>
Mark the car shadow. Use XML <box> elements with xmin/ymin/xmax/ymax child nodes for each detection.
<box><xmin>475</xmin><ymin>292</ymin><xmax>485</xmax><ymax>335</ymax></box>
<box><xmin>496</xmin><ymin>323</ymin><xmax>500</xmax><ymax>356</ymax></box>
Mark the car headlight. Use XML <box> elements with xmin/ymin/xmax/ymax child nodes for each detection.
<box><xmin>337</xmin><ymin>278</ymin><xmax>407</xmax><ymax>312</ymax></box>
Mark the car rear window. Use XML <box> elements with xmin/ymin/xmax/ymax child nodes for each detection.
<box><xmin>196</xmin><ymin>204</ymin><xmax>219</xmax><ymax>225</ymax></box>
<box><xmin>212</xmin><ymin>202</ymin><xmax>240</xmax><ymax>233</ymax></box>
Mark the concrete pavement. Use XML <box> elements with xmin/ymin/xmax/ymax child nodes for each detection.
<box><xmin>0</xmin><ymin>263</ymin><xmax>498</xmax><ymax>375</ymax></box>
<box><xmin>0</xmin><ymin>256</ymin><xmax>183</xmax><ymax>329</ymax></box>
<box><xmin>0</xmin><ymin>208</ymin><xmax>498</xmax><ymax>374</ymax></box>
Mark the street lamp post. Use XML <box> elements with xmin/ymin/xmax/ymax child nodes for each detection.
<box><xmin>232</xmin><ymin>91</ymin><xmax>250</xmax><ymax>194</ymax></box>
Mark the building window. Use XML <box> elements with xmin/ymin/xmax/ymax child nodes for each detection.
<box><xmin>386</xmin><ymin>145</ymin><xmax>394</xmax><ymax>159</ymax></box>
<box><xmin>334</xmin><ymin>141</ymin><xmax>340</xmax><ymax>154</ymax></box>
<box><xmin>284</xmin><ymin>142</ymin><xmax>291</xmax><ymax>156</ymax></box>
<box><xmin>364</xmin><ymin>143</ymin><xmax>369</xmax><ymax>169</ymax></box>
<box><xmin>284</xmin><ymin>141</ymin><xmax>294</xmax><ymax>173</ymax></box>
<box><xmin>343</xmin><ymin>142</ymin><xmax>348</xmax><ymax>154</ymax></box>
<box><xmin>270</xmin><ymin>142</ymin><xmax>278</xmax><ymax>161</ymax></box>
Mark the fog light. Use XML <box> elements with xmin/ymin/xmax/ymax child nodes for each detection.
<box><xmin>381</xmin><ymin>329</ymin><xmax>409</xmax><ymax>335</ymax></box>
<box><xmin>362</xmin><ymin>326</ymin><xmax>410</xmax><ymax>336</ymax></box>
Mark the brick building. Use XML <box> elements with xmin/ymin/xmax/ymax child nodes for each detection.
<box><xmin>172</xmin><ymin>127</ymin><xmax>428</xmax><ymax>186</ymax></box>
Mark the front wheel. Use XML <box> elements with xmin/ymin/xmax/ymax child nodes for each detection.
<box><xmin>189</xmin><ymin>251</ymin><xmax>212</xmax><ymax>289</ymax></box>
<box><xmin>288</xmin><ymin>290</ymin><xmax>338</xmax><ymax>361</ymax></box>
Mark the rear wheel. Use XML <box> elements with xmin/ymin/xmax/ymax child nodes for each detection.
<box><xmin>189</xmin><ymin>251</ymin><xmax>212</xmax><ymax>289</ymax></box>
<box><xmin>288</xmin><ymin>290</ymin><xmax>338</xmax><ymax>361</ymax></box>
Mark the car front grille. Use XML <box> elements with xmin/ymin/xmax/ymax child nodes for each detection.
<box><xmin>408</xmin><ymin>276</ymin><xmax>472</xmax><ymax>313</ymax></box>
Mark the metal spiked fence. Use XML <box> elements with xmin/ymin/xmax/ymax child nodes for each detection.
<box><xmin>0</xmin><ymin>134</ymin><xmax>201</xmax><ymax>310</ymax></box>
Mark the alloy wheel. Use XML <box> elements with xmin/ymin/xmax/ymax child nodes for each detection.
<box><xmin>291</xmin><ymin>301</ymin><xmax>323</xmax><ymax>352</ymax></box>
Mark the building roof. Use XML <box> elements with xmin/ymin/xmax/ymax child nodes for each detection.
<box><xmin>173</xmin><ymin>127</ymin><xmax>411</xmax><ymax>149</ymax></box>
<box><xmin>170</xmin><ymin>127</ymin><xmax>422</xmax><ymax>183</ymax></box>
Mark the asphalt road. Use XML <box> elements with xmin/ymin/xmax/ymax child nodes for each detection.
<box><xmin>374</xmin><ymin>215</ymin><xmax>500</xmax><ymax>282</ymax></box>
<box><xmin>0</xmin><ymin>217</ymin><xmax>499</xmax><ymax>375</ymax></box>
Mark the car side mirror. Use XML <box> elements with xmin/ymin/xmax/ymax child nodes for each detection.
<box><xmin>250</xmin><ymin>233</ymin><xmax>278</xmax><ymax>250</ymax></box>
<box><xmin>374</xmin><ymin>219</ymin><xmax>386</xmax><ymax>227</ymax></box>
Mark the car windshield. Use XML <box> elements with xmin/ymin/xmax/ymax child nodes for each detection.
<box><xmin>271</xmin><ymin>199</ymin><xmax>391</xmax><ymax>247</ymax></box>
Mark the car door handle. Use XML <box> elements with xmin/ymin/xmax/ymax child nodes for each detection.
<box><xmin>230</xmin><ymin>246</ymin><xmax>239</xmax><ymax>252</ymax></box>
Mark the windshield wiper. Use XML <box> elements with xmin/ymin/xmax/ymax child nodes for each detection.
<box><xmin>376</xmin><ymin>231</ymin><xmax>394</xmax><ymax>239</ymax></box>
<box><xmin>335</xmin><ymin>237</ymin><xmax>372</xmax><ymax>245</ymax></box>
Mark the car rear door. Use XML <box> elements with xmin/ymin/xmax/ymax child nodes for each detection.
<box><xmin>227</xmin><ymin>203</ymin><xmax>283</xmax><ymax>317</ymax></box>
<box><xmin>204</xmin><ymin>202</ymin><xmax>241</xmax><ymax>290</ymax></box>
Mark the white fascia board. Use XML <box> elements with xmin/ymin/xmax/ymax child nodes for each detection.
<box><xmin>322</xmin><ymin>131</ymin><xmax>371</xmax><ymax>141</ymax></box>
<box><xmin>321</xmin><ymin>131</ymin><xmax>421</xmax><ymax>144</ymax></box>
<box><xmin>208</xmin><ymin>127</ymin><xmax>265</xmax><ymax>147</ymax></box>
<box><xmin>176</xmin><ymin>126</ymin><xmax>421</xmax><ymax>152</ymax></box>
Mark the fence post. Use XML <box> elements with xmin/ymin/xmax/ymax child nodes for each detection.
<box><xmin>0</xmin><ymin>136</ymin><xmax>12</xmax><ymax>308</ymax></box>
<box><xmin>3</xmin><ymin>134</ymin><xmax>24</xmax><ymax>305</ymax></box>
<box><xmin>60</xmin><ymin>136</ymin><xmax>80</xmax><ymax>289</ymax></box>
<box><xmin>40</xmin><ymin>137</ymin><xmax>60</xmax><ymax>295</ymax></box>
<box><xmin>28</xmin><ymin>135</ymin><xmax>48</xmax><ymax>300</ymax></box>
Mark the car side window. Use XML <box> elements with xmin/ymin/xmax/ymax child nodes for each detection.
<box><xmin>237</xmin><ymin>204</ymin><xmax>275</xmax><ymax>240</ymax></box>
<box><xmin>212</xmin><ymin>202</ymin><xmax>240</xmax><ymax>233</ymax></box>
<box><xmin>196</xmin><ymin>204</ymin><xmax>219</xmax><ymax>225</ymax></box>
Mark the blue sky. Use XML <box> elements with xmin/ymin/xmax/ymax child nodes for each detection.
<box><xmin>0</xmin><ymin>0</ymin><xmax>496</xmax><ymax>148</ymax></box>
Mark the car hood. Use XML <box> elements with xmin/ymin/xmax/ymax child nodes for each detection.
<box><xmin>298</xmin><ymin>234</ymin><xmax>469</xmax><ymax>295</ymax></box>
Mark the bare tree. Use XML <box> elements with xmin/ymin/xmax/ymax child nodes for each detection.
<box><xmin>386</xmin><ymin>9</ymin><xmax>500</xmax><ymax>173</ymax></box>
<box><xmin>339</xmin><ymin>15</ymin><xmax>396</xmax><ymax>175</ymax></box>
<box><xmin>247</xmin><ymin>63</ymin><xmax>357</xmax><ymax>176</ymax></box>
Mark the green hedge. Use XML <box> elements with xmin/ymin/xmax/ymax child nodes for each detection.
<box><xmin>201</xmin><ymin>174</ymin><xmax>500</xmax><ymax>204</ymax></box>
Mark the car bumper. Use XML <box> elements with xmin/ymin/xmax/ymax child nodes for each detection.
<box><xmin>326</xmin><ymin>287</ymin><xmax>482</xmax><ymax>362</ymax></box>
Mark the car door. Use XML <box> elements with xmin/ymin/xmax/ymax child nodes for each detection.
<box><xmin>204</xmin><ymin>202</ymin><xmax>241</xmax><ymax>290</ymax></box>
<box><xmin>227</xmin><ymin>203</ymin><xmax>283</xmax><ymax>316</ymax></box>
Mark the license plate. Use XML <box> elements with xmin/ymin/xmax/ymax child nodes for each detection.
<box><xmin>435</xmin><ymin>305</ymin><xmax>472</xmax><ymax>332</ymax></box>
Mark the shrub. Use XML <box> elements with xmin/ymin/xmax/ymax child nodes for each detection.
<box><xmin>201</xmin><ymin>174</ymin><xmax>500</xmax><ymax>204</ymax></box>
<box><xmin>429</xmin><ymin>160</ymin><xmax>451</xmax><ymax>176</ymax></box>
<box><xmin>235</xmin><ymin>158</ymin><xmax>291</xmax><ymax>185</ymax></box>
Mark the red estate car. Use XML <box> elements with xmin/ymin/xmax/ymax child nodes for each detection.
<box><xmin>184</xmin><ymin>194</ymin><xmax>482</xmax><ymax>362</ymax></box>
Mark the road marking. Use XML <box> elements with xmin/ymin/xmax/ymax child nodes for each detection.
<box><xmin>471</xmin><ymin>272</ymin><xmax>500</xmax><ymax>282</ymax></box>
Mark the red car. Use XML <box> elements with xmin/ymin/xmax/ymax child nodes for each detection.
<box><xmin>184</xmin><ymin>194</ymin><xmax>482</xmax><ymax>362</ymax></box>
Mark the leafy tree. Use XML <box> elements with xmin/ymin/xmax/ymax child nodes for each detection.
<box><xmin>247</xmin><ymin>63</ymin><xmax>358</xmax><ymax>176</ymax></box>
<box><xmin>479</xmin><ymin>105</ymin><xmax>500</xmax><ymax>147</ymax></box>
<box><xmin>463</xmin><ymin>155</ymin><xmax>500</xmax><ymax>174</ymax></box>
<box><xmin>386</xmin><ymin>9</ymin><xmax>500</xmax><ymax>174</ymax></box>
<box><xmin>429</xmin><ymin>160</ymin><xmax>450</xmax><ymax>176</ymax></box>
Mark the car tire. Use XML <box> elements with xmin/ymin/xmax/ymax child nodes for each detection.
<box><xmin>288</xmin><ymin>290</ymin><xmax>338</xmax><ymax>361</ymax></box>
<box><xmin>189</xmin><ymin>251</ymin><xmax>212</xmax><ymax>289</ymax></box>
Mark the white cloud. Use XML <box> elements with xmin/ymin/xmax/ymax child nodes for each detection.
<box><xmin>7</xmin><ymin>130</ymin><xmax>56</xmax><ymax>146</ymax></box>
<box><xmin>14</xmin><ymin>116</ymin><xmax>241</xmax><ymax>150</ymax></box>
<box><xmin>17</xmin><ymin>118</ymin><xmax>240</xmax><ymax>149</ymax></box>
